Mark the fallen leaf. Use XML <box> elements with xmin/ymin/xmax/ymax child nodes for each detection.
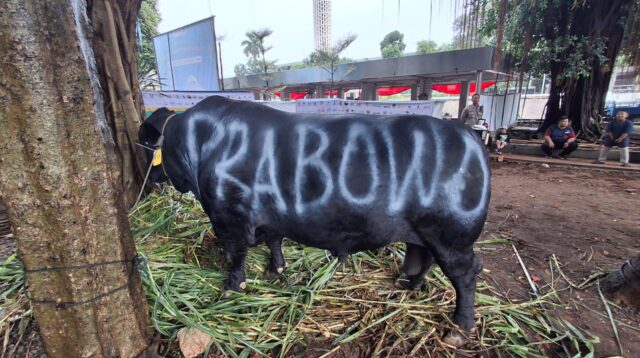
<box><xmin>603</xmin><ymin>250</ymin><xmax>610</xmax><ymax>257</ymax></box>
<box><xmin>625</xmin><ymin>188</ymin><xmax>636</xmax><ymax>193</ymax></box>
<box><xmin>529</xmin><ymin>194</ymin><xmax>536</xmax><ymax>198</ymax></box>
<box><xmin>531</xmin><ymin>274</ymin><xmax>542</xmax><ymax>283</ymax></box>
<box><xmin>177</xmin><ymin>327</ymin><xmax>213</xmax><ymax>358</ymax></box>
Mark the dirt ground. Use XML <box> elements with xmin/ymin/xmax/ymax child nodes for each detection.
<box><xmin>481</xmin><ymin>161</ymin><xmax>640</xmax><ymax>357</ymax></box>
<box><xmin>2</xmin><ymin>161</ymin><xmax>639</xmax><ymax>357</ymax></box>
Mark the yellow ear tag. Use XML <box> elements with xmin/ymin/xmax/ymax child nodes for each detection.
<box><xmin>152</xmin><ymin>149</ymin><xmax>162</xmax><ymax>166</ymax></box>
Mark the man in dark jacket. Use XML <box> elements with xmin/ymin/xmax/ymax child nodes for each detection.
<box><xmin>541</xmin><ymin>116</ymin><xmax>578</xmax><ymax>159</ymax></box>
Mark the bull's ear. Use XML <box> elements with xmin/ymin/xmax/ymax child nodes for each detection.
<box><xmin>145</xmin><ymin>107</ymin><xmax>174</xmax><ymax>133</ymax></box>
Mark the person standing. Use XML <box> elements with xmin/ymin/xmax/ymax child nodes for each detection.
<box><xmin>461</xmin><ymin>93</ymin><xmax>483</xmax><ymax>126</ymax></box>
<box><xmin>593</xmin><ymin>111</ymin><xmax>633</xmax><ymax>167</ymax></box>
<box><xmin>541</xmin><ymin>116</ymin><xmax>578</xmax><ymax>159</ymax></box>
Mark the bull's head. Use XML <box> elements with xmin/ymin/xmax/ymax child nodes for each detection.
<box><xmin>138</xmin><ymin>107</ymin><xmax>176</xmax><ymax>184</ymax></box>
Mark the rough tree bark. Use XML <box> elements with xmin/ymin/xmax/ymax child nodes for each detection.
<box><xmin>600</xmin><ymin>256</ymin><xmax>640</xmax><ymax>310</ymax></box>
<box><xmin>91</xmin><ymin>0</ymin><xmax>148</xmax><ymax>208</ymax></box>
<box><xmin>0</xmin><ymin>0</ymin><xmax>151</xmax><ymax>357</ymax></box>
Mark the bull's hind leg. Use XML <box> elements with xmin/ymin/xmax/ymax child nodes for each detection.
<box><xmin>395</xmin><ymin>244</ymin><xmax>435</xmax><ymax>290</ymax></box>
<box><xmin>434</xmin><ymin>245</ymin><xmax>483</xmax><ymax>346</ymax></box>
<box><xmin>264</xmin><ymin>236</ymin><xmax>286</xmax><ymax>279</ymax></box>
<box><xmin>254</xmin><ymin>228</ymin><xmax>286</xmax><ymax>279</ymax></box>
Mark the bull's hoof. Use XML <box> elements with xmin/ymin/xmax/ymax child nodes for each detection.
<box><xmin>443</xmin><ymin>331</ymin><xmax>466</xmax><ymax>347</ymax></box>
<box><xmin>223</xmin><ymin>280</ymin><xmax>246</xmax><ymax>295</ymax></box>
<box><xmin>394</xmin><ymin>273</ymin><xmax>426</xmax><ymax>291</ymax></box>
<box><xmin>264</xmin><ymin>266</ymin><xmax>285</xmax><ymax>280</ymax></box>
<box><xmin>263</xmin><ymin>270</ymin><xmax>278</xmax><ymax>280</ymax></box>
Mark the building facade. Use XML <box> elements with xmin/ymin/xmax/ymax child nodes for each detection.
<box><xmin>313</xmin><ymin>0</ymin><xmax>331</xmax><ymax>51</ymax></box>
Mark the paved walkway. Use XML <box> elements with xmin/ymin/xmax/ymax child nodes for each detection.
<box><xmin>489</xmin><ymin>152</ymin><xmax>640</xmax><ymax>174</ymax></box>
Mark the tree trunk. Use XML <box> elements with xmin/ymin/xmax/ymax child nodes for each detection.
<box><xmin>0</xmin><ymin>0</ymin><xmax>151</xmax><ymax>357</ymax></box>
<box><xmin>91</xmin><ymin>0</ymin><xmax>147</xmax><ymax>208</ymax></box>
<box><xmin>562</xmin><ymin>0</ymin><xmax>628</xmax><ymax>140</ymax></box>
<box><xmin>539</xmin><ymin>62</ymin><xmax>564</xmax><ymax>133</ymax></box>
<box><xmin>538</xmin><ymin>0</ymin><xmax>631</xmax><ymax>140</ymax></box>
<box><xmin>600</xmin><ymin>256</ymin><xmax>640</xmax><ymax>309</ymax></box>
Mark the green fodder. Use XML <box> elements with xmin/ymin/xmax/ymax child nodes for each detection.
<box><xmin>131</xmin><ymin>192</ymin><xmax>599</xmax><ymax>358</ymax></box>
<box><xmin>0</xmin><ymin>254</ymin><xmax>32</xmax><ymax>357</ymax></box>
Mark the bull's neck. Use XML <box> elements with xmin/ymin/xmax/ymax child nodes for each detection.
<box><xmin>162</xmin><ymin>115</ymin><xmax>201</xmax><ymax>199</ymax></box>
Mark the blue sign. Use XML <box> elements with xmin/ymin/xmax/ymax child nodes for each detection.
<box><xmin>153</xmin><ymin>34</ymin><xmax>174</xmax><ymax>90</ymax></box>
<box><xmin>153</xmin><ymin>17</ymin><xmax>220</xmax><ymax>91</ymax></box>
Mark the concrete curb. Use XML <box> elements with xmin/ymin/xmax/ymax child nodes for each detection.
<box><xmin>489</xmin><ymin>154</ymin><xmax>640</xmax><ymax>175</ymax></box>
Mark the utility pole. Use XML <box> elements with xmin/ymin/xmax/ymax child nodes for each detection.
<box><xmin>218</xmin><ymin>40</ymin><xmax>224</xmax><ymax>90</ymax></box>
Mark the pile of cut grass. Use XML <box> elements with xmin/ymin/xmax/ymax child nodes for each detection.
<box><xmin>131</xmin><ymin>191</ymin><xmax>599</xmax><ymax>357</ymax></box>
<box><xmin>0</xmin><ymin>254</ymin><xmax>32</xmax><ymax>357</ymax></box>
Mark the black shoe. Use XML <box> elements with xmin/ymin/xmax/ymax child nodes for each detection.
<box><xmin>559</xmin><ymin>155</ymin><xmax>568</xmax><ymax>160</ymax></box>
<box><xmin>592</xmin><ymin>160</ymin><xmax>605</xmax><ymax>164</ymax></box>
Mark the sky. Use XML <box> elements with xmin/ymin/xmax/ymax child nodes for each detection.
<box><xmin>157</xmin><ymin>0</ymin><xmax>457</xmax><ymax>78</ymax></box>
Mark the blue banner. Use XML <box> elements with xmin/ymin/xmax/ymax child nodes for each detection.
<box><xmin>153</xmin><ymin>34</ymin><xmax>174</xmax><ymax>91</ymax></box>
<box><xmin>153</xmin><ymin>17</ymin><xmax>220</xmax><ymax>92</ymax></box>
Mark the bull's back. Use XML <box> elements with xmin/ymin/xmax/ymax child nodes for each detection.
<box><xmin>274</xmin><ymin>114</ymin><xmax>490</xmax><ymax>240</ymax></box>
<box><xmin>195</xmin><ymin>99</ymin><xmax>489</xmax><ymax>244</ymax></box>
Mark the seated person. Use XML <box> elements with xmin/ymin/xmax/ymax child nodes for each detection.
<box><xmin>593</xmin><ymin>111</ymin><xmax>633</xmax><ymax>167</ymax></box>
<box><xmin>541</xmin><ymin>116</ymin><xmax>578</xmax><ymax>159</ymax></box>
<box><xmin>495</xmin><ymin>127</ymin><xmax>510</xmax><ymax>154</ymax></box>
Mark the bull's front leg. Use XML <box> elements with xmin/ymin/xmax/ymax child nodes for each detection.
<box><xmin>218</xmin><ymin>230</ymin><xmax>249</xmax><ymax>295</ymax></box>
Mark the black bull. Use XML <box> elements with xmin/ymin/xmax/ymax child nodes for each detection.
<box><xmin>139</xmin><ymin>96</ymin><xmax>490</xmax><ymax>339</ymax></box>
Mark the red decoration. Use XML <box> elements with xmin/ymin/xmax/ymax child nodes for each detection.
<box><xmin>431</xmin><ymin>81</ymin><xmax>496</xmax><ymax>95</ymax></box>
<box><xmin>377</xmin><ymin>86</ymin><xmax>411</xmax><ymax>96</ymax></box>
<box><xmin>275</xmin><ymin>91</ymin><xmax>308</xmax><ymax>100</ymax></box>
<box><xmin>274</xmin><ymin>81</ymin><xmax>496</xmax><ymax>100</ymax></box>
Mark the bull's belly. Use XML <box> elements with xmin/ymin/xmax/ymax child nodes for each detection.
<box><xmin>271</xmin><ymin>215</ymin><xmax>423</xmax><ymax>254</ymax></box>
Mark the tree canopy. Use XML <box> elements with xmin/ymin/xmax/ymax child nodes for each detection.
<box><xmin>380</xmin><ymin>30</ymin><xmax>406</xmax><ymax>58</ymax></box>
<box><xmin>416</xmin><ymin>39</ymin><xmax>438</xmax><ymax>54</ymax></box>
<box><xmin>304</xmin><ymin>34</ymin><xmax>356</xmax><ymax>67</ymax></box>
<box><xmin>478</xmin><ymin>0</ymin><xmax>640</xmax><ymax>138</ymax></box>
<box><xmin>304</xmin><ymin>34</ymin><xmax>357</xmax><ymax>94</ymax></box>
<box><xmin>136</xmin><ymin>0</ymin><xmax>160</xmax><ymax>88</ymax></box>
<box><xmin>235</xmin><ymin>28</ymin><xmax>277</xmax><ymax>86</ymax></box>
<box><xmin>241</xmin><ymin>28</ymin><xmax>273</xmax><ymax>58</ymax></box>
<box><xmin>234</xmin><ymin>57</ymin><xmax>277</xmax><ymax>77</ymax></box>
